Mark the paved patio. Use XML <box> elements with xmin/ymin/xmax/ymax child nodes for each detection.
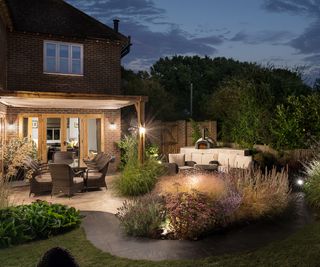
<box><xmin>8</xmin><ymin>174</ymin><xmax>126</xmax><ymax>214</ymax></box>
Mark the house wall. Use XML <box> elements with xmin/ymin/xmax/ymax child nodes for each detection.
<box><xmin>6</xmin><ymin>107</ymin><xmax>121</xmax><ymax>172</ymax></box>
<box><xmin>0</xmin><ymin>14</ymin><xmax>7</xmax><ymax>91</ymax></box>
<box><xmin>7</xmin><ymin>32</ymin><xmax>122</xmax><ymax>95</ymax></box>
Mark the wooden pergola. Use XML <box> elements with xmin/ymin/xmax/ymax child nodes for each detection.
<box><xmin>0</xmin><ymin>91</ymin><xmax>148</xmax><ymax>163</ymax></box>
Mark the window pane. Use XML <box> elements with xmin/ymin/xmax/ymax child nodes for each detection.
<box><xmin>47</xmin><ymin>129</ymin><xmax>53</xmax><ymax>140</ymax></box>
<box><xmin>72</xmin><ymin>60</ymin><xmax>81</xmax><ymax>74</ymax></box>
<box><xmin>46</xmin><ymin>57</ymin><xmax>56</xmax><ymax>72</ymax></box>
<box><xmin>72</xmin><ymin>46</ymin><xmax>81</xmax><ymax>59</ymax></box>
<box><xmin>46</xmin><ymin>43</ymin><xmax>56</xmax><ymax>57</ymax></box>
<box><xmin>54</xmin><ymin>129</ymin><xmax>60</xmax><ymax>140</ymax></box>
<box><xmin>60</xmin><ymin>45</ymin><xmax>69</xmax><ymax>58</ymax></box>
<box><xmin>60</xmin><ymin>58</ymin><xmax>69</xmax><ymax>73</ymax></box>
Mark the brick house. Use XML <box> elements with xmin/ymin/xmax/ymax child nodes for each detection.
<box><xmin>0</xmin><ymin>0</ymin><xmax>146</xmax><ymax>171</ymax></box>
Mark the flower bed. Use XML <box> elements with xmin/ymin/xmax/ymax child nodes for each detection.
<box><xmin>117</xmin><ymin>168</ymin><xmax>290</xmax><ymax>240</ymax></box>
<box><xmin>0</xmin><ymin>201</ymin><xmax>82</xmax><ymax>248</ymax></box>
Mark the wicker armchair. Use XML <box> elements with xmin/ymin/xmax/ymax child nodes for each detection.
<box><xmin>83</xmin><ymin>152</ymin><xmax>104</xmax><ymax>165</ymax></box>
<box><xmin>29</xmin><ymin>171</ymin><xmax>52</xmax><ymax>197</ymax></box>
<box><xmin>23</xmin><ymin>157</ymin><xmax>52</xmax><ymax>196</ymax></box>
<box><xmin>49</xmin><ymin>164</ymin><xmax>84</xmax><ymax>197</ymax></box>
<box><xmin>52</xmin><ymin>151</ymin><xmax>75</xmax><ymax>164</ymax></box>
<box><xmin>86</xmin><ymin>156</ymin><xmax>114</xmax><ymax>189</ymax></box>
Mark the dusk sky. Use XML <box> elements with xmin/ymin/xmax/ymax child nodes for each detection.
<box><xmin>67</xmin><ymin>0</ymin><xmax>320</xmax><ymax>82</ymax></box>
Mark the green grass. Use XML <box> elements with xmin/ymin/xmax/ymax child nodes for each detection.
<box><xmin>1</xmin><ymin>223</ymin><xmax>320</xmax><ymax>267</ymax></box>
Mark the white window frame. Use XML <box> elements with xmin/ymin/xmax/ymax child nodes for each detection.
<box><xmin>43</xmin><ymin>41</ymin><xmax>84</xmax><ymax>76</ymax></box>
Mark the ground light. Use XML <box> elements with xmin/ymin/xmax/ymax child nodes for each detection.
<box><xmin>296</xmin><ymin>178</ymin><xmax>304</xmax><ymax>186</ymax></box>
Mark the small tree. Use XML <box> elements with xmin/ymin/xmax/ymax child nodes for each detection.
<box><xmin>190</xmin><ymin>119</ymin><xmax>201</xmax><ymax>145</ymax></box>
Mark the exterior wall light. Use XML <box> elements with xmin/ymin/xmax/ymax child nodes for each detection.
<box><xmin>109</xmin><ymin>122</ymin><xmax>116</xmax><ymax>130</ymax></box>
<box><xmin>139</xmin><ymin>126</ymin><xmax>146</xmax><ymax>135</ymax></box>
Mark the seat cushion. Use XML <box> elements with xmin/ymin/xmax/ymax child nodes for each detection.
<box><xmin>35</xmin><ymin>174</ymin><xmax>52</xmax><ymax>183</ymax></box>
<box><xmin>87</xmin><ymin>172</ymin><xmax>102</xmax><ymax>179</ymax></box>
<box><xmin>234</xmin><ymin>155</ymin><xmax>253</xmax><ymax>169</ymax></box>
<box><xmin>218</xmin><ymin>153</ymin><xmax>236</xmax><ymax>168</ymax></box>
<box><xmin>73</xmin><ymin>177</ymin><xmax>84</xmax><ymax>184</ymax></box>
<box><xmin>168</xmin><ymin>154</ymin><xmax>185</xmax><ymax>167</ymax></box>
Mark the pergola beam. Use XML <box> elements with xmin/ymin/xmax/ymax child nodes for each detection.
<box><xmin>135</xmin><ymin>100</ymin><xmax>145</xmax><ymax>164</ymax></box>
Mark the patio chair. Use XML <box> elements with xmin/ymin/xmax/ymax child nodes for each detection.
<box><xmin>167</xmin><ymin>153</ymin><xmax>196</xmax><ymax>174</ymax></box>
<box><xmin>24</xmin><ymin>156</ymin><xmax>49</xmax><ymax>174</ymax></box>
<box><xmin>83</xmin><ymin>152</ymin><xmax>104</xmax><ymax>165</ymax></box>
<box><xmin>85</xmin><ymin>156</ymin><xmax>114</xmax><ymax>189</ymax></box>
<box><xmin>27</xmin><ymin>160</ymin><xmax>52</xmax><ymax>196</ymax></box>
<box><xmin>49</xmin><ymin>164</ymin><xmax>84</xmax><ymax>197</ymax></box>
<box><xmin>52</xmin><ymin>151</ymin><xmax>75</xmax><ymax>164</ymax></box>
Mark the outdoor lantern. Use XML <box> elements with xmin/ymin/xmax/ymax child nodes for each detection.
<box><xmin>109</xmin><ymin>122</ymin><xmax>116</xmax><ymax>130</ymax></box>
<box><xmin>139</xmin><ymin>126</ymin><xmax>146</xmax><ymax>135</ymax></box>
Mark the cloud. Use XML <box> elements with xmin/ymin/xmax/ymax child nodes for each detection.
<box><xmin>262</xmin><ymin>0</ymin><xmax>320</xmax><ymax>57</ymax></box>
<box><xmin>66</xmin><ymin>0</ymin><xmax>222</xmax><ymax>70</ymax></box>
<box><xmin>289</xmin><ymin>20</ymin><xmax>320</xmax><ymax>54</ymax></box>
<box><xmin>263</xmin><ymin>0</ymin><xmax>320</xmax><ymax>17</ymax></box>
<box><xmin>230</xmin><ymin>30</ymin><xmax>295</xmax><ymax>45</ymax></box>
<box><xmin>122</xmin><ymin>22</ymin><xmax>219</xmax><ymax>69</ymax></box>
<box><xmin>304</xmin><ymin>54</ymin><xmax>320</xmax><ymax>64</ymax></box>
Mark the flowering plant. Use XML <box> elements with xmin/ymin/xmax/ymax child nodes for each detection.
<box><xmin>2</xmin><ymin>138</ymin><xmax>37</xmax><ymax>180</ymax></box>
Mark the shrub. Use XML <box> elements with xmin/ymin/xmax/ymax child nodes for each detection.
<box><xmin>117</xmin><ymin>135</ymin><xmax>138</xmax><ymax>170</ymax></box>
<box><xmin>190</xmin><ymin>119</ymin><xmax>201</xmax><ymax>145</ymax></box>
<box><xmin>230</xmin><ymin>167</ymin><xmax>290</xmax><ymax>220</ymax></box>
<box><xmin>154</xmin><ymin>172</ymin><xmax>227</xmax><ymax>198</ymax></box>
<box><xmin>0</xmin><ymin>201</ymin><xmax>82</xmax><ymax>248</ymax></box>
<box><xmin>3</xmin><ymin>137</ymin><xmax>37</xmax><ymax>180</ymax></box>
<box><xmin>165</xmin><ymin>191</ymin><xmax>216</xmax><ymax>240</ymax></box>
<box><xmin>116</xmin><ymin>194</ymin><xmax>166</xmax><ymax>238</ymax></box>
<box><xmin>253</xmin><ymin>152</ymin><xmax>278</xmax><ymax>171</ymax></box>
<box><xmin>116</xmin><ymin>158</ymin><xmax>164</xmax><ymax>196</ymax></box>
<box><xmin>0</xmin><ymin>176</ymin><xmax>10</xmax><ymax>209</ymax></box>
<box><xmin>304</xmin><ymin>159</ymin><xmax>320</xmax><ymax>208</ymax></box>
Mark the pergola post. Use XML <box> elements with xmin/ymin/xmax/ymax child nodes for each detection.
<box><xmin>135</xmin><ymin>100</ymin><xmax>145</xmax><ymax>164</ymax></box>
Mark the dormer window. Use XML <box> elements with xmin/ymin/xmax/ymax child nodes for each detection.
<box><xmin>44</xmin><ymin>41</ymin><xmax>83</xmax><ymax>75</ymax></box>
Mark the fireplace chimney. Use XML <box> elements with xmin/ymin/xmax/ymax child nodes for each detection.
<box><xmin>113</xmin><ymin>19</ymin><xmax>120</xmax><ymax>33</ymax></box>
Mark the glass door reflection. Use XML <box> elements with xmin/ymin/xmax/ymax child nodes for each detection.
<box><xmin>46</xmin><ymin>118</ymin><xmax>61</xmax><ymax>161</ymax></box>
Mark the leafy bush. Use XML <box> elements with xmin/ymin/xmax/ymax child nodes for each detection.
<box><xmin>190</xmin><ymin>119</ymin><xmax>201</xmax><ymax>144</ymax></box>
<box><xmin>253</xmin><ymin>152</ymin><xmax>278</xmax><ymax>171</ymax></box>
<box><xmin>117</xmin><ymin>135</ymin><xmax>137</xmax><ymax>170</ymax></box>
<box><xmin>0</xmin><ymin>201</ymin><xmax>82</xmax><ymax>248</ymax></box>
<box><xmin>304</xmin><ymin>159</ymin><xmax>320</xmax><ymax>208</ymax></box>
<box><xmin>165</xmin><ymin>190</ymin><xmax>241</xmax><ymax>240</ymax></box>
<box><xmin>116</xmin><ymin>194</ymin><xmax>166</xmax><ymax>238</ymax></box>
<box><xmin>116</xmin><ymin>158</ymin><xmax>164</xmax><ymax>196</ymax></box>
<box><xmin>165</xmin><ymin>191</ymin><xmax>216</xmax><ymax>240</ymax></box>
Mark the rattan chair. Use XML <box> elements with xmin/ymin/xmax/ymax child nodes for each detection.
<box><xmin>52</xmin><ymin>151</ymin><xmax>75</xmax><ymax>164</ymax></box>
<box><xmin>49</xmin><ymin>164</ymin><xmax>84</xmax><ymax>197</ymax></box>
<box><xmin>83</xmin><ymin>152</ymin><xmax>104</xmax><ymax>165</ymax></box>
<box><xmin>24</xmin><ymin>156</ymin><xmax>52</xmax><ymax>196</ymax></box>
<box><xmin>86</xmin><ymin>156</ymin><xmax>114</xmax><ymax>189</ymax></box>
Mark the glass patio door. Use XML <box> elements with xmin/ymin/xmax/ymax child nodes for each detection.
<box><xmin>63</xmin><ymin>117</ymin><xmax>80</xmax><ymax>161</ymax></box>
<box><xmin>19</xmin><ymin>114</ymin><xmax>104</xmax><ymax>162</ymax></box>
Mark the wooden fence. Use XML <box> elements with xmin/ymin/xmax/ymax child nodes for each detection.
<box><xmin>148</xmin><ymin>120</ymin><xmax>217</xmax><ymax>156</ymax></box>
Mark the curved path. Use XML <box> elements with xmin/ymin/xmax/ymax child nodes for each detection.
<box><xmin>81</xmin><ymin>194</ymin><xmax>314</xmax><ymax>261</ymax></box>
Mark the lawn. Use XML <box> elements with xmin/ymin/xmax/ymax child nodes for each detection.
<box><xmin>1</xmin><ymin>222</ymin><xmax>320</xmax><ymax>267</ymax></box>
